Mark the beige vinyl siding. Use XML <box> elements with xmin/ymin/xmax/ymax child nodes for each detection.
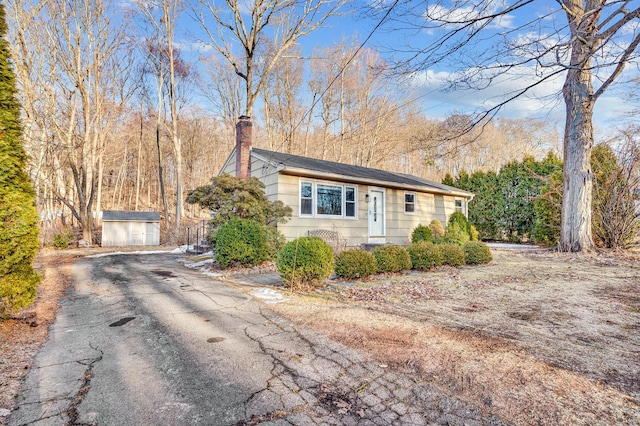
<box><xmin>221</xmin><ymin>150</ymin><xmax>469</xmax><ymax>247</ymax></box>
<box><xmin>383</xmin><ymin>190</ymin><xmax>451</xmax><ymax>245</ymax></box>
<box><xmin>275</xmin><ymin>174</ymin><xmax>369</xmax><ymax>245</ymax></box>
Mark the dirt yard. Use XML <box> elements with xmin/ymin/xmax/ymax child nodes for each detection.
<box><xmin>270</xmin><ymin>248</ymin><xmax>640</xmax><ymax>425</ymax></box>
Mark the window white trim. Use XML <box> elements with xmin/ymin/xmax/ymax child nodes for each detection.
<box><xmin>298</xmin><ymin>179</ymin><xmax>357</xmax><ymax>219</ymax></box>
<box><xmin>454</xmin><ymin>198</ymin><xmax>465</xmax><ymax>215</ymax></box>
<box><xmin>404</xmin><ymin>191</ymin><xmax>416</xmax><ymax>215</ymax></box>
<box><xmin>300</xmin><ymin>181</ymin><xmax>314</xmax><ymax>216</ymax></box>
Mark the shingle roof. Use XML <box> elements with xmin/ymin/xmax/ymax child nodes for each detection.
<box><xmin>251</xmin><ymin>148</ymin><xmax>473</xmax><ymax>197</ymax></box>
<box><xmin>102</xmin><ymin>210</ymin><xmax>160</xmax><ymax>222</ymax></box>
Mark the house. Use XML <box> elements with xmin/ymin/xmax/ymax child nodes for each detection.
<box><xmin>220</xmin><ymin>116</ymin><xmax>474</xmax><ymax>247</ymax></box>
<box><xmin>101</xmin><ymin>210</ymin><xmax>161</xmax><ymax>247</ymax></box>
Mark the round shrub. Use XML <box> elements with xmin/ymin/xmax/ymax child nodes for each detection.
<box><xmin>437</xmin><ymin>243</ymin><xmax>466</xmax><ymax>267</ymax></box>
<box><xmin>276</xmin><ymin>237</ymin><xmax>334</xmax><ymax>289</ymax></box>
<box><xmin>464</xmin><ymin>241</ymin><xmax>493</xmax><ymax>264</ymax></box>
<box><xmin>407</xmin><ymin>242</ymin><xmax>442</xmax><ymax>270</ymax></box>
<box><xmin>334</xmin><ymin>249</ymin><xmax>377</xmax><ymax>279</ymax></box>
<box><xmin>429</xmin><ymin>219</ymin><xmax>445</xmax><ymax>238</ymax></box>
<box><xmin>53</xmin><ymin>229</ymin><xmax>74</xmax><ymax>249</ymax></box>
<box><xmin>215</xmin><ymin>219</ymin><xmax>269</xmax><ymax>268</ymax></box>
<box><xmin>411</xmin><ymin>224</ymin><xmax>433</xmax><ymax>243</ymax></box>
<box><xmin>443</xmin><ymin>222</ymin><xmax>470</xmax><ymax>246</ymax></box>
<box><xmin>372</xmin><ymin>245</ymin><xmax>411</xmax><ymax>273</ymax></box>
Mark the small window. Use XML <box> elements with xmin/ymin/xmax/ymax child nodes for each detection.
<box><xmin>345</xmin><ymin>186</ymin><xmax>356</xmax><ymax>218</ymax></box>
<box><xmin>317</xmin><ymin>184</ymin><xmax>342</xmax><ymax>216</ymax></box>
<box><xmin>405</xmin><ymin>192</ymin><xmax>416</xmax><ymax>214</ymax></box>
<box><xmin>455</xmin><ymin>199</ymin><xmax>464</xmax><ymax>214</ymax></box>
<box><xmin>301</xmin><ymin>181</ymin><xmax>313</xmax><ymax>215</ymax></box>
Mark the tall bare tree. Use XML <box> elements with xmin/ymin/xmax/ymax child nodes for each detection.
<box><xmin>136</xmin><ymin>0</ymin><xmax>196</xmax><ymax>240</ymax></box>
<box><xmin>8</xmin><ymin>0</ymin><xmax>132</xmax><ymax>244</ymax></box>
<box><xmin>195</xmin><ymin>0</ymin><xmax>348</xmax><ymax>138</ymax></box>
<box><xmin>379</xmin><ymin>0</ymin><xmax>640</xmax><ymax>251</ymax></box>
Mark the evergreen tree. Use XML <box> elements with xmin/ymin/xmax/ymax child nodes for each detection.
<box><xmin>0</xmin><ymin>4</ymin><xmax>40</xmax><ymax>317</ymax></box>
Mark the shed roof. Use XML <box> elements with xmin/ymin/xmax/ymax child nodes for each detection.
<box><xmin>251</xmin><ymin>148</ymin><xmax>473</xmax><ymax>198</ymax></box>
<box><xmin>102</xmin><ymin>210</ymin><xmax>160</xmax><ymax>222</ymax></box>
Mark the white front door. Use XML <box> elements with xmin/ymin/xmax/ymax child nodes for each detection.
<box><xmin>368</xmin><ymin>188</ymin><xmax>385</xmax><ymax>243</ymax></box>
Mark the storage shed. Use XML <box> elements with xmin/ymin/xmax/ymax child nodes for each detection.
<box><xmin>101</xmin><ymin>211</ymin><xmax>161</xmax><ymax>247</ymax></box>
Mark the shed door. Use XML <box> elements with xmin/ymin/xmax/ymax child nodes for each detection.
<box><xmin>368</xmin><ymin>188</ymin><xmax>385</xmax><ymax>242</ymax></box>
<box><xmin>130</xmin><ymin>222</ymin><xmax>144</xmax><ymax>245</ymax></box>
<box><xmin>143</xmin><ymin>222</ymin><xmax>157</xmax><ymax>245</ymax></box>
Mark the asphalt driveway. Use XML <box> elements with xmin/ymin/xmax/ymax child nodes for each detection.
<box><xmin>9</xmin><ymin>253</ymin><xmax>506</xmax><ymax>425</ymax></box>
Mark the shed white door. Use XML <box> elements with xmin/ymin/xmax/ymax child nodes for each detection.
<box><xmin>130</xmin><ymin>222</ymin><xmax>144</xmax><ymax>245</ymax></box>
<box><xmin>143</xmin><ymin>222</ymin><xmax>158</xmax><ymax>245</ymax></box>
<box><xmin>368</xmin><ymin>188</ymin><xmax>385</xmax><ymax>242</ymax></box>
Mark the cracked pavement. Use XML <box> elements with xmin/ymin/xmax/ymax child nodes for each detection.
<box><xmin>9</xmin><ymin>253</ymin><xmax>507</xmax><ymax>425</ymax></box>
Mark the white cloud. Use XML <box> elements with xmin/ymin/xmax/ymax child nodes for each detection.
<box><xmin>410</xmin><ymin>62</ymin><xmax>640</xmax><ymax>130</ymax></box>
<box><xmin>424</xmin><ymin>3</ymin><xmax>515</xmax><ymax>30</ymax></box>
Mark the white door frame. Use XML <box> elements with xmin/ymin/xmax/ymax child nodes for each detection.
<box><xmin>367</xmin><ymin>187</ymin><xmax>386</xmax><ymax>243</ymax></box>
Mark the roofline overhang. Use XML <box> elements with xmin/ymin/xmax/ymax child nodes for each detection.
<box><xmin>279</xmin><ymin>166</ymin><xmax>474</xmax><ymax>199</ymax></box>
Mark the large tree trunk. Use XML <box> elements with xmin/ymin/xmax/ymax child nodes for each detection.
<box><xmin>559</xmin><ymin>15</ymin><xmax>596</xmax><ymax>252</ymax></box>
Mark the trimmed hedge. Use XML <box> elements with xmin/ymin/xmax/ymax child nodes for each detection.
<box><xmin>429</xmin><ymin>219</ymin><xmax>445</xmax><ymax>238</ymax></box>
<box><xmin>335</xmin><ymin>249</ymin><xmax>377</xmax><ymax>279</ymax></box>
<box><xmin>443</xmin><ymin>222</ymin><xmax>470</xmax><ymax>246</ymax></box>
<box><xmin>437</xmin><ymin>243</ymin><xmax>466</xmax><ymax>267</ymax></box>
<box><xmin>276</xmin><ymin>237</ymin><xmax>334</xmax><ymax>288</ymax></box>
<box><xmin>372</xmin><ymin>245</ymin><xmax>411</xmax><ymax>273</ymax></box>
<box><xmin>215</xmin><ymin>219</ymin><xmax>269</xmax><ymax>268</ymax></box>
<box><xmin>464</xmin><ymin>241</ymin><xmax>493</xmax><ymax>264</ymax></box>
<box><xmin>411</xmin><ymin>224</ymin><xmax>433</xmax><ymax>244</ymax></box>
<box><xmin>407</xmin><ymin>242</ymin><xmax>442</xmax><ymax>270</ymax></box>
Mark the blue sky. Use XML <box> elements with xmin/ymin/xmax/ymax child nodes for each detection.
<box><xmin>167</xmin><ymin>0</ymin><xmax>640</xmax><ymax>134</ymax></box>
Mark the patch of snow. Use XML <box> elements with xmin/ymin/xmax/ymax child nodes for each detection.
<box><xmin>251</xmin><ymin>288</ymin><xmax>287</xmax><ymax>304</ymax></box>
<box><xmin>486</xmin><ymin>243</ymin><xmax>539</xmax><ymax>250</ymax></box>
<box><xmin>86</xmin><ymin>249</ymin><xmax>180</xmax><ymax>258</ymax></box>
<box><xmin>0</xmin><ymin>408</ymin><xmax>11</xmax><ymax>417</ymax></box>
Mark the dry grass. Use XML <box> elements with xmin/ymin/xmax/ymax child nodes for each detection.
<box><xmin>271</xmin><ymin>249</ymin><xmax>640</xmax><ymax>425</ymax></box>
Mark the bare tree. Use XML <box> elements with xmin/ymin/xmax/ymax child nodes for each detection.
<box><xmin>8</xmin><ymin>0</ymin><xmax>133</xmax><ymax>244</ymax></box>
<box><xmin>378</xmin><ymin>0</ymin><xmax>640</xmax><ymax>251</ymax></box>
<box><xmin>194</xmin><ymin>0</ymin><xmax>348</xmax><ymax>136</ymax></box>
<box><xmin>199</xmin><ymin>55</ymin><xmax>244</xmax><ymax>143</ymax></box>
<box><xmin>136</xmin><ymin>0</ymin><xmax>196</xmax><ymax>240</ymax></box>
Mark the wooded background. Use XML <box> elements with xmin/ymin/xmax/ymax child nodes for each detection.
<box><xmin>4</xmin><ymin>0</ymin><xmax>638</xmax><ymax>246</ymax></box>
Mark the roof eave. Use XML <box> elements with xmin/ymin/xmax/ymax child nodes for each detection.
<box><xmin>279</xmin><ymin>166</ymin><xmax>474</xmax><ymax>198</ymax></box>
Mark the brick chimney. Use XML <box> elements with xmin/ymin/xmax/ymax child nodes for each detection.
<box><xmin>235</xmin><ymin>116</ymin><xmax>252</xmax><ymax>179</ymax></box>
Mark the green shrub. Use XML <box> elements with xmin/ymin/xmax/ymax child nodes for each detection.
<box><xmin>334</xmin><ymin>249</ymin><xmax>377</xmax><ymax>279</ymax></box>
<box><xmin>53</xmin><ymin>229</ymin><xmax>74</xmax><ymax>249</ymax></box>
<box><xmin>0</xmin><ymin>9</ymin><xmax>41</xmax><ymax>317</ymax></box>
<box><xmin>429</xmin><ymin>219</ymin><xmax>445</xmax><ymax>238</ymax></box>
<box><xmin>469</xmin><ymin>224</ymin><xmax>479</xmax><ymax>241</ymax></box>
<box><xmin>443</xmin><ymin>222</ymin><xmax>470</xmax><ymax>246</ymax></box>
<box><xmin>407</xmin><ymin>242</ymin><xmax>442</xmax><ymax>270</ymax></box>
<box><xmin>372</xmin><ymin>245</ymin><xmax>412</xmax><ymax>273</ymax></box>
<box><xmin>276</xmin><ymin>237</ymin><xmax>334</xmax><ymax>289</ymax></box>
<box><xmin>264</xmin><ymin>226</ymin><xmax>286</xmax><ymax>259</ymax></box>
<box><xmin>464</xmin><ymin>241</ymin><xmax>493</xmax><ymax>264</ymax></box>
<box><xmin>411</xmin><ymin>224</ymin><xmax>433</xmax><ymax>243</ymax></box>
<box><xmin>215</xmin><ymin>219</ymin><xmax>269</xmax><ymax>268</ymax></box>
<box><xmin>437</xmin><ymin>243</ymin><xmax>466</xmax><ymax>267</ymax></box>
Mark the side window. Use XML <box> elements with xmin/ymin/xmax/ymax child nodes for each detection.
<box><xmin>345</xmin><ymin>186</ymin><xmax>356</xmax><ymax>218</ymax></box>
<box><xmin>405</xmin><ymin>192</ymin><xmax>416</xmax><ymax>214</ymax></box>
<box><xmin>300</xmin><ymin>181</ymin><xmax>313</xmax><ymax>215</ymax></box>
<box><xmin>455</xmin><ymin>198</ymin><xmax>464</xmax><ymax>214</ymax></box>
